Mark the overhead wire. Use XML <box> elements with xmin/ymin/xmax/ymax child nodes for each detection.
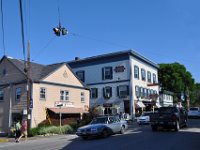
<box><xmin>19</xmin><ymin>0</ymin><xmax>26</xmax><ymax>62</ymax></box>
<box><xmin>0</xmin><ymin>0</ymin><xmax>5</xmax><ymax>55</ymax></box>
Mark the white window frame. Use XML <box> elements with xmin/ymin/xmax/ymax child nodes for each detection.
<box><xmin>60</xmin><ymin>90</ymin><xmax>69</xmax><ymax>101</ymax></box>
<box><xmin>81</xmin><ymin>92</ymin><xmax>85</xmax><ymax>102</ymax></box>
<box><xmin>40</xmin><ymin>87</ymin><xmax>46</xmax><ymax>100</ymax></box>
<box><xmin>90</xmin><ymin>88</ymin><xmax>98</xmax><ymax>99</ymax></box>
<box><xmin>118</xmin><ymin>85</ymin><xmax>129</xmax><ymax>98</ymax></box>
<box><xmin>103</xmin><ymin>86</ymin><xmax>112</xmax><ymax>99</ymax></box>
<box><xmin>147</xmin><ymin>71</ymin><xmax>151</xmax><ymax>83</ymax></box>
<box><xmin>15</xmin><ymin>87</ymin><xmax>22</xmax><ymax>102</ymax></box>
<box><xmin>134</xmin><ymin>65</ymin><xmax>139</xmax><ymax>79</ymax></box>
<box><xmin>135</xmin><ymin>86</ymin><xmax>140</xmax><ymax>98</ymax></box>
<box><xmin>153</xmin><ymin>73</ymin><xmax>157</xmax><ymax>83</ymax></box>
<box><xmin>141</xmin><ymin>68</ymin><xmax>146</xmax><ymax>81</ymax></box>
<box><xmin>103</xmin><ymin>67</ymin><xmax>113</xmax><ymax>80</ymax></box>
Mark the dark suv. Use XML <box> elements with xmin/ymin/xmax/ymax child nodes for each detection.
<box><xmin>150</xmin><ymin>106</ymin><xmax>188</xmax><ymax>131</ymax></box>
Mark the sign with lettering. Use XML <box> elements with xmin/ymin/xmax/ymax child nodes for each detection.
<box><xmin>114</xmin><ymin>66</ymin><xmax>125</xmax><ymax>72</ymax></box>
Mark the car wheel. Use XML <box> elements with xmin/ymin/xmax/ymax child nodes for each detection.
<box><xmin>174</xmin><ymin>121</ymin><xmax>180</xmax><ymax>131</ymax></box>
<box><xmin>102</xmin><ymin>129</ymin><xmax>108</xmax><ymax>138</ymax></box>
<box><xmin>120</xmin><ymin>126</ymin><xmax>125</xmax><ymax>134</ymax></box>
<box><xmin>82</xmin><ymin>137</ymin><xmax>88</xmax><ymax>140</ymax></box>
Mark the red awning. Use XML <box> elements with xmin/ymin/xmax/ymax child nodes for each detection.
<box><xmin>48</xmin><ymin>107</ymin><xmax>87</xmax><ymax>114</ymax></box>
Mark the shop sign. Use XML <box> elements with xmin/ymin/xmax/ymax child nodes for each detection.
<box><xmin>114</xmin><ymin>65</ymin><xmax>125</xmax><ymax>73</ymax></box>
<box><xmin>103</xmin><ymin>103</ymin><xmax>112</xmax><ymax>107</ymax></box>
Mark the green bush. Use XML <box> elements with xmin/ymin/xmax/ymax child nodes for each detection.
<box><xmin>29</xmin><ymin>125</ymin><xmax>74</xmax><ymax>136</ymax></box>
<box><xmin>29</xmin><ymin>127</ymin><xmax>39</xmax><ymax>137</ymax></box>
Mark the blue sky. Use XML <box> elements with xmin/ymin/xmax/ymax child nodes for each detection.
<box><xmin>0</xmin><ymin>0</ymin><xmax>200</xmax><ymax>82</ymax></box>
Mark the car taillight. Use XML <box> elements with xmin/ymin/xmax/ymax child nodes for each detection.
<box><xmin>171</xmin><ymin>114</ymin><xmax>177</xmax><ymax>121</ymax></box>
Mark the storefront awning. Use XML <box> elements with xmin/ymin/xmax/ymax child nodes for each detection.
<box><xmin>48</xmin><ymin>107</ymin><xmax>87</xmax><ymax>114</ymax></box>
<box><xmin>156</xmin><ymin>103</ymin><xmax>161</xmax><ymax>108</ymax></box>
<box><xmin>137</xmin><ymin>101</ymin><xmax>145</xmax><ymax>108</ymax></box>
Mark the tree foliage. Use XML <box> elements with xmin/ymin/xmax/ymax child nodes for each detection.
<box><xmin>158</xmin><ymin>62</ymin><xmax>195</xmax><ymax>104</ymax></box>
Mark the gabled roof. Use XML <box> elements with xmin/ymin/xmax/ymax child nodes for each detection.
<box><xmin>0</xmin><ymin>56</ymin><xmax>64</xmax><ymax>82</ymax></box>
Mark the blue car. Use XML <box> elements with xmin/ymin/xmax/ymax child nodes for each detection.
<box><xmin>76</xmin><ymin>116</ymin><xmax>128</xmax><ymax>140</ymax></box>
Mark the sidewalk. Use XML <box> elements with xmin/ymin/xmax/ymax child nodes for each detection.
<box><xmin>0</xmin><ymin>120</ymin><xmax>139</xmax><ymax>143</ymax></box>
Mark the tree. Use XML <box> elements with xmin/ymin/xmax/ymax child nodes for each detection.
<box><xmin>158</xmin><ymin>62</ymin><xmax>195</xmax><ymax>105</ymax></box>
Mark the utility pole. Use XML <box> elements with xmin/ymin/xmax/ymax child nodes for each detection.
<box><xmin>186</xmin><ymin>87</ymin><xmax>190</xmax><ymax>110</ymax></box>
<box><xmin>26</xmin><ymin>40</ymin><xmax>31</xmax><ymax>135</ymax></box>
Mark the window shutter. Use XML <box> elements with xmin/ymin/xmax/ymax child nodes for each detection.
<box><xmin>102</xmin><ymin>68</ymin><xmax>105</xmax><ymax>80</ymax></box>
<box><xmin>103</xmin><ymin>87</ymin><xmax>105</xmax><ymax>98</ymax></box>
<box><xmin>110</xmin><ymin>87</ymin><xmax>112</xmax><ymax>97</ymax></box>
<box><xmin>117</xmin><ymin>86</ymin><xmax>119</xmax><ymax>96</ymax></box>
<box><xmin>110</xmin><ymin>67</ymin><xmax>113</xmax><ymax>79</ymax></box>
<box><xmin>96</xmin><ymin>88</ymin><xmax>98</xmax><ymax>98</ymax></box>
<box><xmin>126</xmin><ymin>86</ymin><xmax>129</xmax><ymax>95</ymax></box>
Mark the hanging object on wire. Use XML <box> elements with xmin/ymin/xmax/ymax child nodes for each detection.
<box><xmin>53</xmin><ymin>0</ymin><xmax>68</xmax><ymax>37</ymax></box>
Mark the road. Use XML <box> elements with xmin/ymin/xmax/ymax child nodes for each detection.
<box><xmin>1</xmin><ymin>119</ymin><xmax>200</xmax><ymax>150</ymax></box>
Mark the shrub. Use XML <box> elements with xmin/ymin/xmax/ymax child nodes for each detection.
<box><xmin>29</xmin><ymin>124</ymin><xmax>74</xmax><ymax>136</ymax></box>
<box><xmin>29</xmin><ymin>127</ymin><xmax>39</xmax><ymax>137</ymax></box>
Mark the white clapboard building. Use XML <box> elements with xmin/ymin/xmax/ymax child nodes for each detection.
<box><xmin>68</xmin><ymin>50</ymin><xmax>160</xmax><ymax>118</ymax></box>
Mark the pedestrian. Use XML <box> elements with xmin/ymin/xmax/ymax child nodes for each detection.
<box><xmin>16</xmin><ymin>119</ymin><xmax>27</xmax><ymax>142</ymax></box>
<box><xmin>15</xmin><ymin>120</ymin><xmax>21</xmax><ymax>142</ymax></box>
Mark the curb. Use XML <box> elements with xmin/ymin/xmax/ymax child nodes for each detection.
<box><xmin>0</xmin><ymin>138</ymin><xmax>9</xmax><ymax>142</ymax></box>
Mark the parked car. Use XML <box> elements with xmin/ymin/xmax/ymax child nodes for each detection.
<box><xmin>188</xmin><ymin>107</ymin><xmax>200</xmax><ymax>118</ymax></box>
<box><xmin>76</xmin><ymin>115</ymin><xmax>128</xmax><ymax>140</ymax></box>
<box><xmin>150</xmin><ymin>106</ymin><xmax>188</xmax><ymax>131</ymax></box>
<box><xmin>137</xmin><ymin>111</ymin><xmax>153</xmax><ymax>125</ymax></box>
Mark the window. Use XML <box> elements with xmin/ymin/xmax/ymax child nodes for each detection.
<box><xmin>40</xmin><ymin>88</ymin><xmax>46</xmax><ymax>100</ymax></box>
<box><xmin>103</xmin><ymin>86</ymin><xmax>112</xmax><ymax>99</ymax></box>
<box><xmin>76</xmin><ymin>70</ymin><xmax>85</xmax><ymax>82</ymax></box>
<box><xmin>147</xmin><ymin>71</ymin><xmax>151</xmax><ymax>83</ymax></box>
<box><xmin>15</xmin><ymin>87</ymin><xmax>22</xmax><ymax>102</ymax></box>
<box><xmin>140</xmin><ymin>87</ymin><xmax>144</xmax><ymax>98</ymax></box>
<box><xmin>153</xmin><ymin>73</ymin><xmax>157</xmax><ymax>83</ymax></box>
<box><xmin>0</xmin><ymin>90</ymin><xmax>4</xmax><ymax>101</ymax></box>
<box><xmin>135</xmin><ymin>86</ymin><xmax>140</xmax><ymax>98</ymax></box>
<box><xmin>117</xmin><ymin>85</ymin><xmax>129</xmax><ymax>98</ymax></box>
<box><xmin>144</xmin><ymin>88</ymin><xmax>147</xmax><ymax>98</ymax></box>
<box><xmin>81</xmin><ymin>92</ymin><xmax>85</xmax><ymax>102</ymax></box>
<box><xmin>102</xmin><ymin>67</ymin><xmax>113</xmax><ymax>80</ymax></box>
<box><xmin>147</xmin><ymin>89</ymin><xmax>151</xmax><ymax>98</ymax></box>
<box><xmin>90</xmin><ymin>88</ymin><xmax>98</xmax><ymax>99</ymax></box>
<box><xmin>134</xmin><ymin>65</ymin><xmax>139</xmax><ymax>79</ymax></box>
<box><xmin>141</xmin><ymin>68</ymin><xmax>146</xmax><ymax>81</ymax></box>
<box><xmin>60</xmin><ymin>90</ymin><xmax>69</xmax><ymax>101</ymax></box>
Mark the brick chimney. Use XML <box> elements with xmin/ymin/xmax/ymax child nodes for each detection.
<box><xmin>75</xmin><ymin>57</ymin><xmax>80</xmax><ymax>61</ymax></box>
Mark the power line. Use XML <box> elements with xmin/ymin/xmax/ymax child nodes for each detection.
<box><xmin>0</xmin><ymin>0</ymin><xmax>5</xmax><ymax>55</ymax></box>
<box><xmin>32</xmin><ymin>36</ymin><xmax>56</xmax><ymax>61</ymax></box>
<box><xmin>19</xmin><ymin>0</ymin><xmax>26</xmax><ymax>62</ymax></box>
<box><xmin>69</xmin><ymin>32</ymin><xmax>129</xmax><ymax>49</ymax></box>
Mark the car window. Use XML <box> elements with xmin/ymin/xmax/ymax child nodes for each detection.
<box><xmin>90</xmin><ymin>117</ymin><xmax>108</xmax><ymax>124</ymax></box>
<box><xmin>189</xmin><ymin>108</ymin><xmax>199</xmax><ymax>111</ymax></box>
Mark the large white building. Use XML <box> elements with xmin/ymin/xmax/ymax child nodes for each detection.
<box><xmin>68</xmin><ymin>50</ymin><xmax>159</xmax><ymax>118</ymax></box>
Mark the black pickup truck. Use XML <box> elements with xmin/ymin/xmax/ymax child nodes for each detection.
<box><xmin>150</xmin><ymin>106</ymin><xmax>188</xmax><ymax>131</ymax></box>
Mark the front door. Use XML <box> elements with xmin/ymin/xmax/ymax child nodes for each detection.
<box><xmin>124</xmin><ymin>100</ymin><xmax>130</xmax><ymax>114</ymax></box>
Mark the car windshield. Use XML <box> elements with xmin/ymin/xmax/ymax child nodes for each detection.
<box><xmin>142</xmin><ymin>113</ymin><xmax>150</xmax><ymax>116</ymax></box>
<box><xmin>158</xmin><ymin>107</ymin><xmax>178</xmax><ymax>113</ymax></box>
<box><xmin>90</xmin><ymin>117</ymin><xmax>108</xmax><ymax>124</ymax></box>
<box><xmin>190</xmin><ymin>108</ymin><xmax>199</xmax><ymax>111</ymax></box>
